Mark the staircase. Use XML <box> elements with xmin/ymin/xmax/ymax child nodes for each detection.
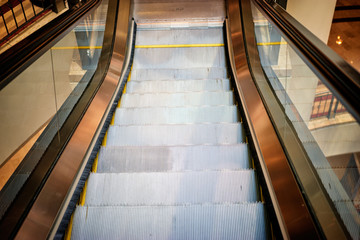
<box><xmin>70</xmin><ymin>24</ymin><xmax>267</xmax><ymax>239</ymax></box>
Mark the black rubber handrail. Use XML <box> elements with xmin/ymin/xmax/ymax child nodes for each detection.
<box><xmin>0</xmin><ymin>0</ymin><xmax>100</xmax><ymax>90</ymax></box>
<box><xmin>252</xmin><ymin>0</ymin><xmax>360</xmax><ymax>122</ymax></box>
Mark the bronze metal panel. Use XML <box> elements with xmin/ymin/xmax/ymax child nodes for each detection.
<box><xmin>227</xmin><ymin>0</ymin><xmax>320</xmax><ymax>238</ymax></box>
<box><xmin>14</xmin><ymin>0</ymin><xmax>131</xmax><ymax>239</ymax></box>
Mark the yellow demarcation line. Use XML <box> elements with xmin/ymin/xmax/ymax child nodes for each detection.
<box><xmin>64</xmin><ymin>213</ymin><xmax>74</xmax><ymax>240</ymax></box>
<box><xmin>79</xmin><ymin>179</ymin><xmax>88</xmax><ymax>206</ymax></box>
<box><xmin>110</xmin><ymin>114</ymin><xmax>116</xmax><ymax>125</ymax></box>
<box><xmin>135</xmin><ymin>43</ymin><xmax>224</xmax><ymax>48</ymax></box>
<box><xmin>259</xmin><ymin>185</ymin><xmax>265</xmax><ymax>202</ymax></box>
<box><xmin>271</xmin><ymin>223</ymin><xmax>275</xmax><ymax>240</ymax></box>
<box><xmin>92</xmin><ymin>153</ymin><xmax>99</xmax><ymax>173</ymax></box>
<box><xmin>51</xmin><ymin>46</ymin><xmax>103</xmax><ymax>50</ymax></box>
<box><xmin>256</xmin><ymin>42</ymin><xmax>287</xmax><ymax>46</ymax></box>
<box><xmin>102</xmin><ymin>131</ymin><xmax>108</xmax><ymax>147</ymax></box>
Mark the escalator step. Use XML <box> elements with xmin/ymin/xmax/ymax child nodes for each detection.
<box><xmin>120</xmin><ymin>91</ymin><xmax>234</xmax><ymax>108</ymax></box>
<box><xmin>106</xmin><ymin>123</ymin><xmax>244</xmax><ymax>146</ymax></box>
<box><xmin>113</xmin><ymin>106</ymin><xmax>238</xmax><ymax>125</ymax></box>
<box><xmin>130</xmin><ymin>67</ymin><xmax>227</xmax><ymax>81</ymax></box>
<box><xmin>126</xmin><ymin>79</ymin><xmax>231</xmax><ymax>93</ymax></box>
<box><xmin>135</xmin><ymin>28</ymin><xmax>224</xmax><ymax>46</ymax></box>
<box><xmin>133</xmin><ymin>47</ymin><xmax>226</xmax><ymax>69</ymax></box>
<box><xmin>97</xmin><ymin>144</ymin><xmax>250</xmax><ymax>173</ymax></box>
<box><xmin>71</xmin><ymin>203</ymin><xmax>267</xmax><ymax>240</ymax></box>
<box><xmin>85</xmin><ymin>170</ymin><xmax>258</xmax><ymax>205</ymax></box>
<box><xmin>317</xmin><ymin>168</ymin><xmax>356</xmax><ymax>202</ymax></box>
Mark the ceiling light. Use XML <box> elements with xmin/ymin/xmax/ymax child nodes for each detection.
<box><xmin>336</xmin><ymin>36</ymin><xmax>343</xmax><ymax>45</ymax></box>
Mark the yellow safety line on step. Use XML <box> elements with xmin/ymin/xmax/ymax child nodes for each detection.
<box><xmin>110</xmin><ymin>113</ymin><xmax>116</xmax><ymax>125</ymax></box>
<box><xmin>102</xmin><ymin>131</ymin><xmax>108</xmax><ymax>147</ymax></box>
<box><xmin>92</xmin><ymin>153</ymin><xmax>99</xmax><ymax>173</ymax></box>
<box><xmin>256</xmin><ymin>42</ymin><xmax>287</xmax><ymax>46</ymax></box>
<box><xmin>79</xmin><ymin>179</ymin><xmax>88</xmax><ymax>206</ymax></box>
<box><xmin>51</xmin><ymin>46</ymin><xmax>103</xmax><ymax>50</ymax></box>
<box><xmin>260</xmin><ymin>185</ymin><xmax>264</xmax><ymax>202</ymax></box>
<box><xmin>64</xmin><ymin>213</ymin><xmax>74</xmax><ymax>240</ymax></box>
<box><xmin>271</xmin><ymin>223</ymin><xmax>275</xmax><ymax>240</ymax></box>
<box><xmin>135</xmin><ymin>43</ymin><xmax>224</xmax><ymax>48</ymax></box>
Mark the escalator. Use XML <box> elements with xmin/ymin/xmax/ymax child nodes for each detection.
<box><xmin>70</xmin><ymin>24</ymin><xmax>267</xmax><ymax>239</ymax></box>
<box><xmin>0</xmin><ymin>0</ymin><xmax>359</xmax><ymax>239</ymax></box>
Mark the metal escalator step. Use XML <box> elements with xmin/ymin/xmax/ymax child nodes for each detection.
<box><xmin>71</xmin><ymin>203</ymin><xmax>267</xmax><ymax>240</ymax></box>
<box><xmin>97</xmin><ymin>144</ymin><xmax>251</xmax><ymax>173</ymax></box>
<box><xmin>135</xmin><ymin>28</ymin><xmax>224</xmax><ymax>46</ymax></box>
<box><xmin>113</xmin><ymin>106</ymin><xmax>238</xmax><ymax>125</ymax></box>
<box><xmin>130</xmin><ymin>67</ymin><xmax>227</xmax><ymax>81</ymax></box>
<box><xmin>85</xmin><ymin>170</ymin><xmax>258</xmax><ymax>205</ymax></box>
<box><xmin>106</xmin><ymin>123</ymin><xmax>244</xmax><ymax>146</ymax></box>
<box><xmin>333</xmin><ymin>201</ymin><xmax>360</xmax><ymax>240</ymax></box>
<box><xmin>126</xmin><ymin>79</ymin><xmax>231</xmax><ymax>93</ymax></box>
<box><xmin>120</xmin><ymin>91</ymin><xmax>234</xmax><ymax>108</ymax></box>
<box><xmin>133</xmin><ymin>47</ymin><xmax>226</xmax><ymax>69</ymax></box>
<box><xmin>317</xmin><ymin>168</ymin><xmax>355</xmax><ymax>202</ymax></box>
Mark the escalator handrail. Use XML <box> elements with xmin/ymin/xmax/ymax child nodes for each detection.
<box><xmin>1</xmin><ymin>0</ymin><xmax>132</xmax><ymax>238</ymax></box>
<box><xmin>0</xmin><ymin>0</ymin><xmax>101</xmax><ymax>91</ymax></box>
<box><xmin>0</xmin><ymin>0</ymin><xmax>116</xmax><ymax>238</ymax></box>
<box><xmin>252</xmin><ymin>0</ymin><xmax>360</xmax><ymax>122</ymax></box>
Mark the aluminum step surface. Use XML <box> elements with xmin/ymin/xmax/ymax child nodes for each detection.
<box><xmin>120</xmin><ymin>91</ymin><xmax>234</xmax><ymax>108</ymax></box>
<box><xmin>126</xmin><ymin>79</ymin><xmax>231</xmax><ymax>93</ymax></box>
<box><xmin>135</xmin><ymin>28</ymin><xmax>224</xmax><ymax>45</ymax></box>
<box><xmin>71</xmin><ymin>203</ymin><xmax>267</xmax><ymax>240</ymax></box>
<box><xmin>133</xmin><ymin>47</ymin><xmax>226</xmax><ymax>69</ymax></box>
<box><xmin>113</xmin><ymin>106</ymin><xmax>238</xmax><ymax>125</ymax></box>
<box><xmin>85</xmin><ymin>170</ymin><xmax>258</xmax><ymax>205</ymax></box>
<box><xmin>106</xmin><ymin>123</ymin><xmax>244</xmax><ymax>146</ymax></box>
<box><xmin>130</xmin><ymin>67</ymin><xmax>227</xmax><ymax>81</ymax></box>
<box><xmin>97</xmin><ymin>145</ymin><xmax>251</xmax><ymax>173</ymax></box>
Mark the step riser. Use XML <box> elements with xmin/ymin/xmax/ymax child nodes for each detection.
<box><xmin>135</xmin><ymin>28</ymin><xmax>224</xmax><ymax>46</ymax></box>
<box><xmin>133</xmin><ymin>47</ymin><xmax>226</xmax><ymax>69</ymax></box>
<box><xmin>72</xmin><ymin>204</ymin><xmax>267</xmax><ymax>240</ymax></box>
<box><xmin>106</xmin><ymin>124</ymin><xmax>244</xmax><ymax>146</ymax></box>
<box><xmin>97</xmin><ymin>145</ymin><xmax>251</xmax><ymax>173</ymax></box>
<box><xmin>85</xmin><ymin>171</ymin><xmax>258</xmax><ymax>205</ymax></box>
<box><xmin>120</xmin><ymin>92</ymin><xmax>234</xmax><ymax>108</ymax></box>
<box><xmin>130</xmin><ymin>67</ymin><xmax>227</xmax><ymax>81</ymax></box>
<box><xmin>114</xmin><ymin>106</ymin><xmax>238</xmax><ymax>125</ymax></box>
<box><xmin>126</xmin><ymin>79</ymin><xmax>231</xmax><ymax>93</ymax></box>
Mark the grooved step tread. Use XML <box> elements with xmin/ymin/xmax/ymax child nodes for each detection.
<box><xmin>106</xmin><ymin>123</ymin><xmax>244</xmax><ymax>146</ymax></box>
<box><xmin>130</xmin><ymin>67</ymin><xmax>227</xmax><ymax>81</ymax></box>
<box><xmin>120</xmin><ymin>91</ymin><xmax>234</xmax><ymax>107</ymax></box>
<box><xmin>97</xmin><ymin>144</ymin><xmax>251</xmax><ymax>173</ymax></box>
<box><xmin>126</xmin><ymin>78</ymin><xmax>231</xmax><ymax>93</ymax></box>
<box><xmin>85</xmin><ymin>170</ymin><xmax>258</xmax><ymax>205</ymax></box>
<box><xmin>72</xmin><ymin>203</ymin><xmax>267</xmax><ymax>240</ymax></box>
<box><xmin>113</xmin><ymin>105</ymin><xmax>238</xmax><ymax>125</ymax></box>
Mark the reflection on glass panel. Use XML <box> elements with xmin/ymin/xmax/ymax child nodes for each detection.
<box><xmin>0</xmin><ymin>51</ymin><xmax>56</xmax><ymax>168</ymax></box>
<box><xmin>251</xmin><ymin>2</ymin><xmax>360</xmax><ymax>239</ymax></box>
<box><xmin>0</xmin><ymin>0</ymin><xmax>108</xmax><ymax>210</ymax></box>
